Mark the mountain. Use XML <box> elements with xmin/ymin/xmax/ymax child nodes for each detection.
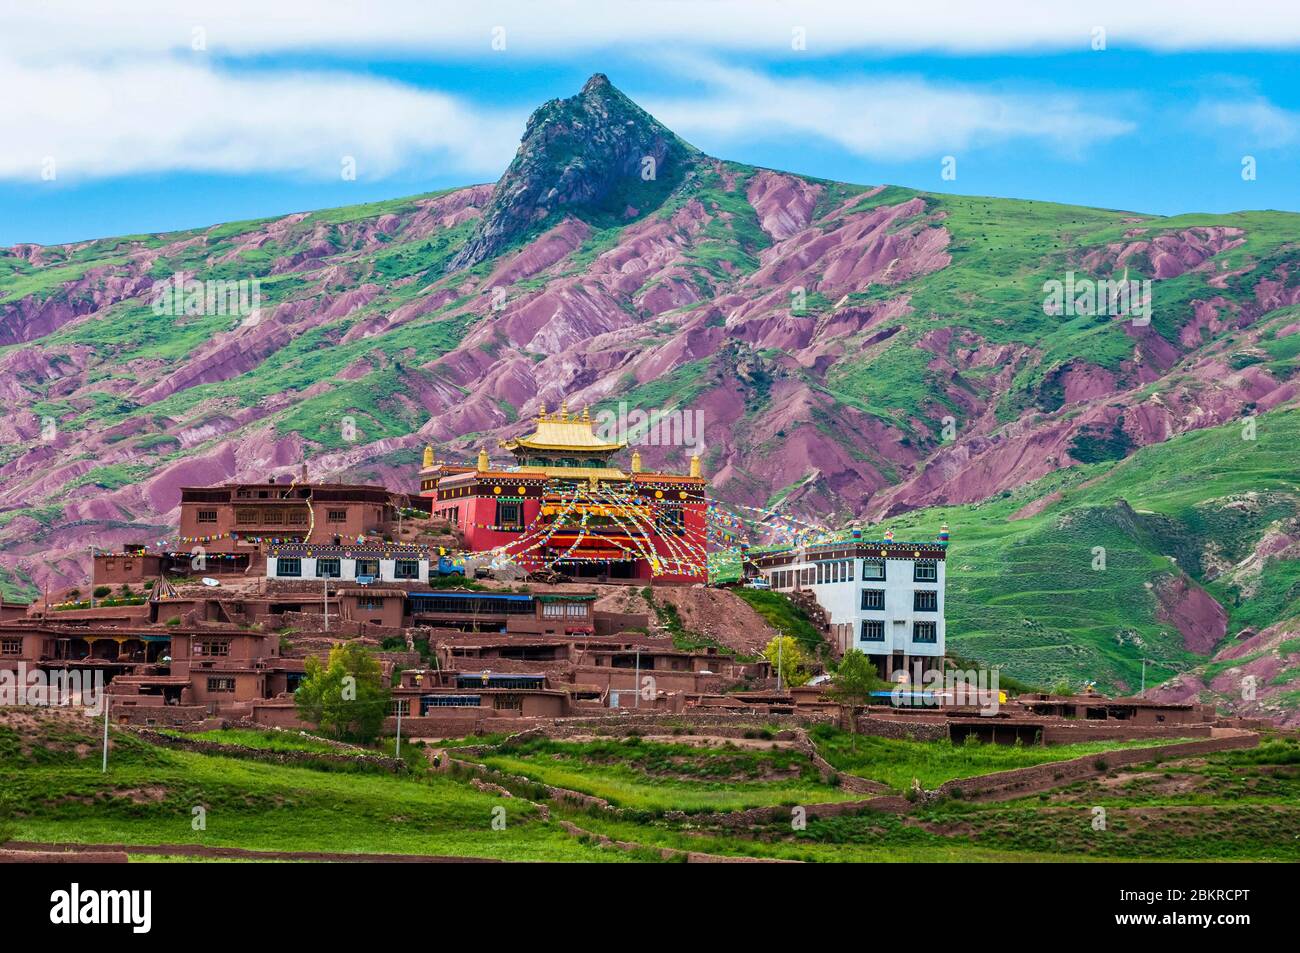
<box><xmin>2</xmin><ymin>74</ymin><xmax>1298</xmax><ymax>702</ymax></box>
<box><xmin>448</xmin><ymin>73</ymin><xmax>701</xmax><ymax>270</ymax></box>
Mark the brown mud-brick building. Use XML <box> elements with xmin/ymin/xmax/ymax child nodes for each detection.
<box><xmin>174</xmin><ymin>479</ymin><xmax>427</xmax><ymax>572</ymax></box>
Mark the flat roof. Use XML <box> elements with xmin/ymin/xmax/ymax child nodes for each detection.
<box><xmin>409</xmin><ymin>592</ymin><xmax>533</xmax><ymax>602</ymax></box>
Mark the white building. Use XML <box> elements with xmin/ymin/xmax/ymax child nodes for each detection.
<box><xmin>753</xmin><ymin>538</ymin><xmax>947</xmax><ymax>679</ymax></box>
<box><xmin>265</xmin><ymin>545</ymin><xmax>431</xmax><ymax>585</ymax></box>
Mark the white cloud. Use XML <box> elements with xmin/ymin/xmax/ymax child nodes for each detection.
<box><xmin>3</xmin><ymin>0</ymin><xmax>1300</xmax><ymax>57</ymax></box>
<box><xmin>643</xmin><ymin>62</ymin><xmax>1136</xmax><ymax>161</ymax></box>
<box><xmin>0</xmin><ymin>56</ymin><xmax>524</xmax><ymax>181</ymax></box>
<box><xmin>1193</xmin><ymin>96</ymin><xmax>1300</xmax><ymax>147</ymax></box>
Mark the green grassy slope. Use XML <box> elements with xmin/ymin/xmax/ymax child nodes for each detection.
<box><xmin>0</xmin><ymin>713</ymin><xmax>628</xmax><ymax>861</ymax></box>
<box><xmin>882</xmin><ymin>407</ymin><xmax>1300</xmax><ymax>692</ymax></box>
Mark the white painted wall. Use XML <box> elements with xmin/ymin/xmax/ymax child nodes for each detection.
<box><xmin>761</xmin><ymin>555</ymin><xmax>945</xmax><ymax>659</ymax></box>
<box><xmin>266</xmin><ymin>555</ymin><xmax>430</xmax><ymax>584</ymax></box>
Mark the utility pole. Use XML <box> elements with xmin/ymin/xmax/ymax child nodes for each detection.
<box><xmin>634</xmin><ymin>646</ymin><xmax>641</xmax><ymax>708</ymax></box>
<box><xmin>776</xmin><ymin>637</ymin><xmax>784</xmax><ymax>693</ymax></box>
<box><xmin>88</xmin><ymin>537</ymin><xmax>98</xmax><ymax>609</ymax></box>
<box><xmin>1140</xmin><ymin>658</ymin><xmax>1148</xmax><ymax>693</ymax></box>
<box><xmin>395</xmin><ymin>702</ymin><xmax>403</xmax><ymax>758</ymax></box>
<box><xmin>323</xmin><ymin>577</ymin><xmax>329</xmax><ymax>632</ymax></box>
<box><xmin>101</xmin><ymin>694</ymin><xmax>111</xmax><ymax>773</ymax></box>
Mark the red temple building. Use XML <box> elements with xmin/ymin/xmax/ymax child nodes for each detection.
<box><xmin>420</xmin><ymin>403</ymin><xmax>707</xmax><ymax>582</ymax></box>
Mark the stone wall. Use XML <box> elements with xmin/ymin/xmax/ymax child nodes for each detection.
<box><xmin>133</xmin><ymin>728</ymin><xmax>408</xmax><ymax>773</ymax></box>
<box><xmin>1038</xmin><ymin>722</ymin><xmax>1213</xmax><ymax>744</ymax></box>
<box><xmin>855</xmin><ymin>714</ymin><xmax>949</xmax><ymax>741</ymax></box>
<box><xmin>932</xmin><ymin>730</ymin><xmax>1259</xmax><ymax>802</ymax></box>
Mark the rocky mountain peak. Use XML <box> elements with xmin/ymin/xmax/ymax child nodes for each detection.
<box><xmin>448</xmin><ymin>73</ymin><xmax>700</xmax><ymax>270</ymax></box>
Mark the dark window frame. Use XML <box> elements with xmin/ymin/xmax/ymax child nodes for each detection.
<box><xmin>861</xmin><ymin>588</ymin><xmax>885</xmax><ymax>611</ymax></box>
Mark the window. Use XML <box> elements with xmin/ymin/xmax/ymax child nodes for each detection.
<box><xmin>262</xmin><ymin>509</ymin><xmax>283</xmax><ymax>525</ymax></box>
<box><xmin>197</xmin><ymin>509</ymin><xmax>217</xmax><ymax>523</ymax></box>
<box><xmin>317</xmin><ymin>558</ymin><xmax>342</xmax><ymax>578</ymax></box>
<box><xmin>913</xmin><ymin>621</ymin><xmax>938</xmax><ymax>643</ymax></box>
<box><xmin>355</xmin><ymin>558</ymin><xmax>379</xmax><ymax>578</ymax></box>
<box><xmin>390</xmin><ymin>698</ymin><xmax>411</xmax><ymax>717</ymax></box>
<box><xmin>1</xmin><ymin>638</ymin><xmax>22</xmax><ymax>656</ymax></box>
<box><xmin>496</xmin><ymin>501</ymin><xmax>522</xmax><ymax>529</ymax></box>
<box><xmin>327</xmin><ymin>509</ymin><xmax>347</xmax><ymax>523</ymax></box>
<box><xmin>862</xmin><ymin>560</ymin><xmax>886</xmax><ymax>580</ymax></box>
<box><xmin>394</xmin><ymin>559</ymin><xmax>420</xmax><ymax>579</ymax></box>
<box><xmin>861</xmin><ymin>589</ymin><xmax>885</xmax><ymax>611</ymax></box>
<box><xmin>914</xmin><ymin>590</ymin><xmax>938</xmax><ymax>611</ymax></box>
<box><xmin>194</xmin><ymin>639</ymin><xmax>231</xmax><ymax>657</ymax></box>
<box><xmin>358</xmin><ymin>596</ymin><xmax>385</xmax><ymax>611</ymax></box>
<box><xmin>206</xmin><ymin>677</ymin><xmax>236</xmax><ymax>693</ymax></box>
<box><xmin>914</xmin><ymin>560</ymin><xmax>938</xmax><ymax>582</ymax></box>
<box><xmin>277</xmin><ymin>557</ymin><xmax>302</xmax><ymax>578</ymax></box>
<box><xmin>287</xmin><ymin>508</ymin><xmax>308</xmax><ymax>525</ymax></box>
<box><xmin>861</xmin><ymin>620</ymin><xmax>885</xmax><ymax>642</ymax></box>
<box><xmin>656</xmin><ymin>507</ymin><xmax>685</xmax><ymax>535</ymax></box>
<box><xmin>235</xmin><ymin>507</ymin><xmax>260</xmax><ymax>525</ymax></box>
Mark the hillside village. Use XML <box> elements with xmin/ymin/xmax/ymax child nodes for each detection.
<box><xmin>2</xmin><ymin>68</ymin><xmax>1298</xmax><ymax>874</ymax></box>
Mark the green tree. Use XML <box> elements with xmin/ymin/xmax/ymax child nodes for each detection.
<box><xmin>826</xmin><ymin>649</ymin><xmax>884</xmax><ymax>747</ymax></box>
<box><xmin>295</xmin><ymin>642</ymin><xmax>391</xmax><ymax>744</ymax></box>
<box><xmin>763</xmin><ymin>635</ymin><xmax>810</xmax><ymax>688</ymax></box>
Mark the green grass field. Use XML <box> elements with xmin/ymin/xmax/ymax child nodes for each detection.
<box><xmin>808</xmin><ymin>725</ymin><xmax>1189</xmax><ymax>791</ymax></box>
<box><xmin>464</xmin><ymin>736</ymin><xmax>860</xmax><ymax>813</ymax></box>
<box><xmin>0</xmin><ymin>714</ymin><xmax>631</xmax><ymax>861</ymax></box>
<box><xmin>4</xmin><ymin>711</ymin><xmax>1295</xmax><ymax>862</ymax></box>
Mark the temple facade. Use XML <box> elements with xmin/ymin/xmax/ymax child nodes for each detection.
<box><xmin>419</xmin><ymin>403</ymin><xmax>707</xmax><ymax>582</ymax></box>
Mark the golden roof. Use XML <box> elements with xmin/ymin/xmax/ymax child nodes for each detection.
<box><xmin>498</xmin><ymin>402</ymin><xmax>626</xmax><ymax>454</ymax></box>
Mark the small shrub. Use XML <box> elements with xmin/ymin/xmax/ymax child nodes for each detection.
<box><xmin>93</xmin><ymin>586</ymin><xmax>112</xmax><ymax>598</ymax></box>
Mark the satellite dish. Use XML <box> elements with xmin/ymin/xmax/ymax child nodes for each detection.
<box><xmin>201</xmin><ymin>577</ymin><xmax>220</xmax><ymax>587</ymax></box>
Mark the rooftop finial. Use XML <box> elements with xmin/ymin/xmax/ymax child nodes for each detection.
<box><xmin>538</xmin><ymin>401</ymin><xmax>547</xmax><ymax>421</ymax></box>
<box><xmin>560</xmin><ymin>401</ymin><xmax>569</xmax><ymax>420</ymax></box>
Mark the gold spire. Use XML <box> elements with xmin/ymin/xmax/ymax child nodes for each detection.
<box><xmin>537</xmin><ymin>402</ymin><xmax>547</xmax><ymax>422</ymax></box>
<box><xmin>422</xmin><ymin>445</ymin><xmax>434</xmax><ymax>468</ymax></box>
<box><xmin>581</xmin><ymin>405</ymin><xmax>590</xmax><ymax>422</ymax></box>
<box><xmin>689</xmin><ymin>454</ymin><xmax>701</xmax><ymax>478</ymax></box>
<box><xmin>477</xmin><ymin>448</ymin><xmax>489</xmax><ymax>472</ymax></box>
<box><xmin>559</xmin><ymin>401</ymin><xmax>569</xmax><ymax>421</ymax></box>
<box><xmin>631</xmin><ymin>450</ymin><xmax>642</xmax><ymax>473</ymax></box>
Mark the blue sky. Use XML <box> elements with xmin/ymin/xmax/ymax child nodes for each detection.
<box><xmin>3</xmin><ymin>1</ymin><xmax>1300</xmax><ymax>246</ymax></box>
